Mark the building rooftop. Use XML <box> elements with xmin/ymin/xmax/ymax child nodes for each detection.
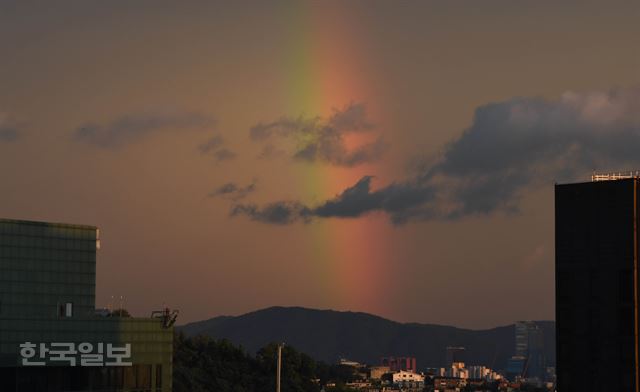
<box><xmin>591</xmin><ymin>171</ymin><xmax>640</xmax><ymax>182</ymax></box>
<box><xmin>0</xmin><ymin>217</ymin><xmax>96</xmax><ymax>230</ymax></box>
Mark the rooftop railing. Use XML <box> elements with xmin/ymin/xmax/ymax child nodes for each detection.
<box><xmin>591</xmin><ymin>171</ymin><xmax>640</xmax><ymax>182</ymax></box>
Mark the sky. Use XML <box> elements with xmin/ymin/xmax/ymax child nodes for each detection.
<box><xmin>1</xmin><ymin>0</ymin><xmax>639</xmax><ymax>329</ymax></box>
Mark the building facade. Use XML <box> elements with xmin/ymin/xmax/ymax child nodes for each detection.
<box><xmin>369</xmin><ymin>366</ymin><xmax>390</xmax><ymax>380</ymax></box>
<box><xmin>381</xmin><ymin>356</ymin><xmax>417</xmax><ymax>373</ymax></box>
<box><xmin>391</xmin><ymin>370</ymin><xmax>424</xmax><ymax>389</ymax></box>
<box><xmin>556</xmin><ymin>178</ymin><xmax>640</xmax><ymax>391</ymax></box>
<box><xmin>0</xmin><ymin>218</ymin><xmax>174</xmax><ymax>391</ymax></box>
<box><xmin>510</xmin><ymin>321</ymin><xmax>545</xmax><ymax>381</ymax></box>
<box><xmin>445</xmin><ymin>346</ymin><xmax>465</xmax><ymax>367</ymax></box>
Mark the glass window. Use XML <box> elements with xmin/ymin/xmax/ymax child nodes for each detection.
<box><xmin>155</xmin><ymin>364</ymin><xmax>162</xmax><ymax>390</ymax></box>
<box><xmin>124</xmin><ymin>366</ymin><xmax>136</xmax><ymax>388</ymax></box>
<box><xmin>137</xmin><ymin>365</ymin><xmax>151</xmax><ymax>388</ymax></box>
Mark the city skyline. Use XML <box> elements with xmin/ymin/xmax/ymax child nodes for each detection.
<box><xmin>1</xmin><ymin>1</ymin><xmax>639</xmax><ymax>328</ymax></box>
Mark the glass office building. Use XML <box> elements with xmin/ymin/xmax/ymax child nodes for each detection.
<box><xmin>556</xmin><ymin>178</ymin><xmax>639</xmax><ymax>392</ymax></box>
<box><xmin>0</xmin><ymin>218</ymin><xmax>174</xmax><ymax>391</ymax></box>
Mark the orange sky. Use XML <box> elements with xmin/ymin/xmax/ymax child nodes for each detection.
<box><xmin>0</xmin><ymin>0</ymin><xmax>638</xmax><ymax>328</ymax></box>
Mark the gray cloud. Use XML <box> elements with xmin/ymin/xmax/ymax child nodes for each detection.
<box><xmin>327</xmin><ymin>102</ymin><xmax>373</xmax><ymax>131</ymax></box>
<box><xmin>232</xmin><ymin>86</ymin><xmax>640</xmax><ymax>225</ymax></box>
<box><xmin>429</xmin><ymin>87</ymin><xmax>640</xmax><ymax>215</ymax></box>
<box><xmin>233</xmin><ymin>176</ymin><xmax>435</xmax><ymax>225</ymax></box>
<box><xmin>199</xmin><ymin>135</ymin><xmax>237</xmax><ymax>162</ymax></box>
<box><xmin>257</xmin><ymin>144</ymin><xmax>286</xmax><ymax>160</ymax></box>
<box><xmin>0</xmin><ymin>114</ymin><xmax>20</xmax><ymax>142</ymax></box>
<box><xmin>198</xmin><ymin>135</ymin><xmax>224</xmax><ymax>154</ymax></box>
<box><xmin>231</xmin><ymin>202</ymin><xmax>311</xmax><ymax>225</ymax></box>
<box><xmin>210</xmin><ymin>181</ymin><xmax>256</xmax><ymax>200</ymax></box>
<box><xmin>0</xmin><ymin>126</ymin><xmax>19</xmax><ymax>142</ymax></box>
<box><xmin>250</xmin><ymin>102</ymin><xmax>388</xmax><ymax>166</ymax></box>
<box><xmin>73</xmin><ymin>112</ymin><xmax>214</xmax><ymax>149</ymax></box>
<box><xmin>214</xmin><ymin>148</ymin><xmax>237</xmax><ymax>162</ymax></box>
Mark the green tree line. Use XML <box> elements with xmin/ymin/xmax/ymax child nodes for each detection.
<box><xmin>173</xmin><ymin>332</ymin><xmax>359</xmax><ymax>392</ymax></box>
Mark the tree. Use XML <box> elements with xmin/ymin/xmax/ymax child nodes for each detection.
<box><xmin>173</xmin><ymin>333</ymin><xmax>358</xmax><ymax>392</ymax></box>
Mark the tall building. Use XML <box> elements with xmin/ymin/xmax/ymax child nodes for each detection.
<box><xmin>515</xmin><ymin>321</ymin><xmax>533</xmax><ymax>357</ymax></box>
<box><xmin>556</xmin><ymin>176</ymin><xmax>640</xmax><ymax>391</ymax></box>
<box><xmin>0</xmin><ymin>218</ymin><xmax>175</xmax><ymax>391</ymax></box>
<box><xmin>445</xmin><ymin>346</ymin><xmax>465</xmax><ymax>367</ymax></box>
<box><xmin>381</xmin><ymin>356</ymin><xmax>417</xmax><ymax>373</ymax></box>
<box><xmin>512</xmin><ymin>321</ymin><xmax>545</xmax><ymax>380</ymax></box>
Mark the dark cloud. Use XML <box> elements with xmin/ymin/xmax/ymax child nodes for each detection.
<box><xmin>327</xmin><ymin>102</ymin><xmax>373</xmax><ymax>131</ymax></box>
<box><xmin>232</xmin><ymin>176</ymin><xmax>435</xmax><ymax>225</ymax></box>
<box><xmin>198</xmin><ymin>135</ymin><xmax>224</xmax><ymax>154</ymax></box>
<box><xmin>210</xmin><ymin>181</ymin><xmax>256</xmax><ymax>200</ymax></box>
<box><xmin>73</xmin><ymin>112</ymin><xmax>214</xmax><ymax>149</ymax></box>
<box><xmin>214</xmin><ymin>148</ymin><xmax>237</xmax><ymax>162</ymax></box>
<box><xmin>199</xmin><ymin>135</ymin><xmax>237</xmax><ymax>162</ymax></box>
<box><xmin>257</xmin><ymin>144</ymin><xmax>286</xmax><ymax>160</ymax></box>
<box><xmin>0</xmin><ymin>126</ymin><xmax>19</xmax><ymax>142</ymax></box>
<box><xmin>313</xmin><ymin>176</ymin><xmax>435</xmax><ymax>224</ymax></box>
<box><xmin>249</xmin><ymin>102</ymin><xmax>388</xmax><ymax>166</ymax></box>
<box><xmin>232</xmin><ymin>86</ymin><xmax>640</xmax><ymax>225</ymax></box>
<box><xmin>0</xmin><ymin>114</ymin><xmax>20</xmax><ymax>142</ymax></box>
<box><xmin>429</xmin><ymin>87</ymin><xmax>640</xmax><ymax>215</ymax></box>
<box><xmin>231</xmin><ymin>202</ymin><xmax>311</xmax><ymax>225</ymax></box>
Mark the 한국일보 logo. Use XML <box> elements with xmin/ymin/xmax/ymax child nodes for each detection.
<box><xmin>19</xmin><ymin>342</ymin><xmax>132</xmax><ymax>366</ymax></box>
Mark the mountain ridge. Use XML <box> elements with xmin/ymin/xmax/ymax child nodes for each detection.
<box><xmin>179</xmin><ymin>306</ymin><xmax>555</xmax><ymax>371</ymax></box>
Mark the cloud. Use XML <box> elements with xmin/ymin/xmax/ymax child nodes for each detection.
<box><xmin>0</xmin><ymin>113</ymin><xmax>20</xmax><ymax>142</ymax></box>
<box><xmin>429</xmin><ymin>87</ymin><xmax>640</xmax><ymax>215</ymax></box>
<box><xmin>327</xmin><ymin>101</ymin><xmax>373</xmax><ymax>131</ymax></box>
<box><xmin>232</xmin><ymin>176</ymin><xmax>435</xmax><ymax>225</ymax></box>
<box><xmin>249</xmin><ymin>102</ymin><xmax>387</xmax><ymax>166</ymax></box>
<box><xmin>213</xmin><ymin>148</ymin><xmax>237</xmax><ymax>162</ymax></box>
<box><xmin>199</xmin><ymin>135</ymin><xmax>237</xmax><ymax>162</ymax></box>
<box><xmin>257</xmin><ymin>144</ymin><xmax>286</xmax><ymax>160</ymax></box>
<box><xmin>0</xmin><ymin>127</ymin><xmax>19</xmax><ymax>142</ymax></box>
<box><xmin>198</xmin><ymin>135</ymin><xmax>224</xmax><ymax>154</ymax></box>
<box><xmin>73</xmin><ymin>112</ymin><xmax>214</xmax><ymax>149</ymax></box>
<box><xmin>210</xmin><ymin>181</ymin><xmax>256</xmax><ymax>200</ymax></box>
<box><xmin>313</xmin><ymin>176</ymin><xmax>435</xmax><ymax>224</ymax></box>
<box><xmin>231</xmin><ymin>201</ymin><xmax>311</xmax><ymax>225</ymax></box>
<box><xmin>232</xmin><ymin>86</ymin><xmax>640</xmax><ymax>225</ymax></box>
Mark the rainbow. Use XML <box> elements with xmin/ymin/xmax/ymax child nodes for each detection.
<box><xmin>280</xmin><ymin>3</ymin><xmax>394</xmax><ymax>316</ymax></box>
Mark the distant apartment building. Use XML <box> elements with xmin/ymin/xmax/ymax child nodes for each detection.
<box><xmin>445</xmin><ymin>346</ymin><xmax>465</xmax><ymax>366</ymax></box>
<box><xmin>381</xmin><ymin>356</ymin><xmax>417</xmax><ymax>373</ymax></box>
<box><xmin>507</xmin><ymin>321</ymin><xmax>545</xmax><ymax>381</ymax></box>
<box><xmin>437</xmin><ymin>361</ymin><xmax>502</xmax><ymax>383</ymax></box>
<box><xmin>556</xmin><ymin>176</ymin><xmax>640</xmax><ymax>391</ymax></box>
<box><xmin>0</xmin><ymin>218</ymin><xmax>175</xmax><ymax>391</ymax></box>
<box><xmin>369</xmin><ymin>365</ymin><xmax>390</xmax><ymax>380</ymax></box>
<box><xmin>468</xmin><ymin>365</ymin><xmax>501</xmax><ymax>381</ymax></box>
<box><xmin>432</xmin><ymin>376</ymin><xmax>467</xmax><ymax>391</ymax></box>
<box><xmin>505</xmin><ymin>356</ymin><xmax>527</xmax><ymax>382</ymax></box>
<box><xmin>443</xmin><ymin>361</ymin><xmax>468</xmax><ymax>379</ymax></box>
<box><xmin>391</xmin><ymin>370</ymin><xmax>424</xmax><ymax>388</ymax></box>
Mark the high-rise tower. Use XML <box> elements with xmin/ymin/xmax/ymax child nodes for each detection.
<box><xmin>556</xmin><ymin>174</ymin><xmax>640</xmax><ymax>391</ymax></box>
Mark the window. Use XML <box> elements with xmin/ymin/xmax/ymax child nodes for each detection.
<box><xmin>155</xmin><ymin>364</ymin><xmax>162</xmax><ymax>391</ymax></box>
<box><xmin>59</xmin><ymin>302</ymin><xmax>73</xmax><ymax>318</ymax></box>
<box><xmin>137</xmin><ymin>365</ymin><xmax>151</xmax><ymax>389</ymax></box>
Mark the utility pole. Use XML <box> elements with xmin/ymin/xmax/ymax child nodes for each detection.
<box><xmin>276</xmin><ymin>343</ymin><xmax>284</xmax><ymax>392</ymax></box>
